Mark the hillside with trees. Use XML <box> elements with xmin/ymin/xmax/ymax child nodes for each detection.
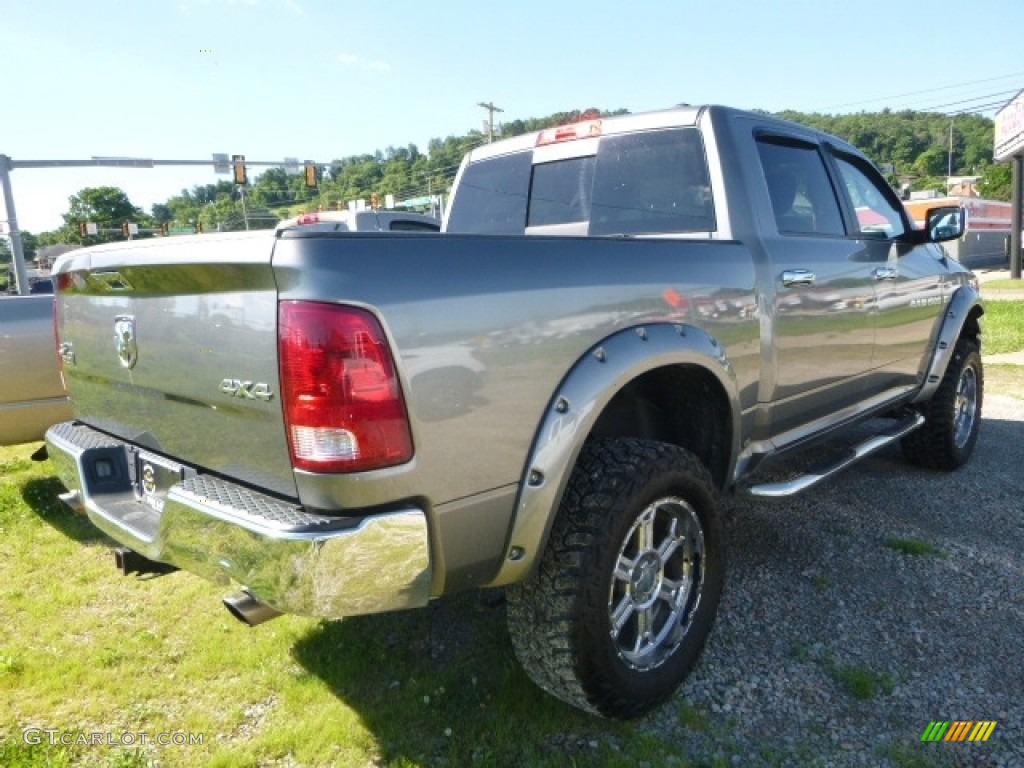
<box><xmin>25</xmin><ymin>106</ymin><xmax>1009</xmax><ymax>249</ymax></box>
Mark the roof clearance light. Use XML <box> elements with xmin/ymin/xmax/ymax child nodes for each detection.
<box><xmin>536</xmin><ymin>119</ymin><xmax>602</xmax><ymax>146</ymax></box>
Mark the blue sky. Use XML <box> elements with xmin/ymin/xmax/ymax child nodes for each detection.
<box><xmin>2</xmin><ymin>0</ymin><xmax>1023</xmax><ymax>233</ymax></box>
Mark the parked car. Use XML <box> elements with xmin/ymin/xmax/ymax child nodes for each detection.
<box><xmin>0</xmin><ymin>294</ymin><xmax>71</xmax><ymax>446</ymax></box>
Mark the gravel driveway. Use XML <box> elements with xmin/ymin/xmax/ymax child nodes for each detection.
<box><xmin>648</xmin><ymin>394</ymin><xmax>1023</xmax><ymax>767</ymax></box>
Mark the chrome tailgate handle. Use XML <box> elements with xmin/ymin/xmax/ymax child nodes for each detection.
<box><xmin>781</xmin><ymin>269</ymin><xmax>816</xmax><ymax>287</ymax></box>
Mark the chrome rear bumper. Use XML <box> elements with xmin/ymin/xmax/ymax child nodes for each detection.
<box><xmin>45</xmin><ymin>421</ymin><xmax>432</xmax><ymax>618</ymax></box>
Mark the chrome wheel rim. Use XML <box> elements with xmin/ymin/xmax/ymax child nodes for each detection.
<box><xmin>608</xmin><ymin>496</ymin><xmax>705</xmax><ymax>670</ymax></box>
<box><xmin>953</xmin><ymin>364</ymin><xmax>979</xmax><ymax>449</ymax></box>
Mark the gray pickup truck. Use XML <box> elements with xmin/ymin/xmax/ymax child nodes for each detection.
<box><xmin>0</xmin><ymin>294</ymin><xmax>71</xmax><ymax>446</ymax></box>
<box><xmin>44</xmin><ymin>105</ymin><xmax>982</xmax><ymax>718</ymax></box>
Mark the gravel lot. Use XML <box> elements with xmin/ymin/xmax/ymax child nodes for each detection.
<box><xmin>643</xmin><ymin>393</ymin><xmax>1023</xmax><ymax>767</ymax></box>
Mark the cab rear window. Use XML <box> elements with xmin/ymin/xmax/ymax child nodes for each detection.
<box><xmin>525</xmin><ymin>128</ymin><xmax>715</xmax><ymax>235</ymax></box>
<box><xmin>587</xmin><ymin>128</ymin><xmax>715</xmax><ymax>236</ymax></box>
<box><xmin>447</xmin><ymin>127</ymin><xmax>715</xmax><ymax>236</ymax></box>
<box><xmin>446</xmin><ymin>152</ymin><xmax>531</xmax><ymax>234</ymax></box>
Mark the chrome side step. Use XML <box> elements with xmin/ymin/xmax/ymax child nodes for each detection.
<box><xmin>743</xmin><ymin>412</ymin><xmax>925</xmax><ymax>499</ymax></box>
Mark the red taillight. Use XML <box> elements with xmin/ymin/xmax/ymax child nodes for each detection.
<box><xmin>296</xmin><ymin>213</ymin><xmax>320</xmax><ymax>225</ymax></box>
<box><xmin>278</xmin><ymin>301</ymin><xmax>413</xmax><ymax>473</ymax></box>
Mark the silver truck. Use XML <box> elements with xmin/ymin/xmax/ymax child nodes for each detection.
<box><xmin>0</xmin><ymin>294</ymin><xmax>71</xmax><ymax>446</ymax></box>
<box><xmin>44</xmin><ymin>105</ymin><xmax>982</xmax><ymax>718</ymax></box>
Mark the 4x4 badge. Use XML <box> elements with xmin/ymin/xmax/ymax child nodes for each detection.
<box><xmin>114</xmin><ymin>315</ymin><xmax>138</xmax><ymax>369</ymax></box>
<box><xmin>219</xmin><ymin>378</ymin><xmax>274</xmax><ymax>402</ymax></box>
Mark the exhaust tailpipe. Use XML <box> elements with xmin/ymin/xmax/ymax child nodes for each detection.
<box><xmin>223</xmin><ymin>590</ymin><xmax>282</xmax><ymax>627</ymax></box>
<box><xmin>114</xmin><ymin>547</ymin><xmax>178</xmax><ymax>576</ymax></box>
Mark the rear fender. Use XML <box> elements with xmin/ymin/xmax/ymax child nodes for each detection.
<box><xmin>488</xmin><ymin>323</ymin><xmax>740</xmax><ymax>587</ymax></box>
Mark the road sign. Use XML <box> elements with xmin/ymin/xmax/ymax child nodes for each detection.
<box><xmin>284</xmin><ymin>157</ymin><xmax>300</xmax><ymax>176</ymax></box>
<box><xmin>995</xmin><ymin>89</ymin><xmax>1024</xmax><ymax>162</ymax></box>
<box><xmin>212</xmin><ymin>153</ymin><xmax>230</xmax><ymax>174</ymax></box>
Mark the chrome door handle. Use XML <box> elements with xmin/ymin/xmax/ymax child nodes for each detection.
<box><xmin>781</xmin><ymin>269</ymin><xmax>816</xmax><ymax>287</ymax></box>
<box><xmin>873</xmin><ymin>267</ymin><xmax>898</xmax><ymax>281</ymax></box>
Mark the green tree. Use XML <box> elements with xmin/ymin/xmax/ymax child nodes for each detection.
<box><xmin>59</xmin><ymin>186</ymin><xmax>145</xmax><ymax>244</ymax></box>
<box><xmin>977</xmin><ymin>163</ymin><xmax>1012</xmax><ymax>200</ymax></box>
<box><xmin>912</xmin><ymin>147</ymin><xmax>949</xmax><ymax>177</ymax></box>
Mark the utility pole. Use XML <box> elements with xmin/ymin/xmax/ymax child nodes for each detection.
<box><xmin>238</xmin><ymin>185</ymin><xmax>249</xmax><ymax>231</ymax></box>
<box><xmin>0</xmin><ymin>155</ymin><xmax>29</xmax><ymax>295</ymax></box>
<box><xmin>477</xmin><ymin>101</ymin><xmax>504</xmax><ymax>143</ymax></box>
<box><xmin>947</xmin><ymin>116</ymin><xmax>955</xmax><ymax>183</ymax></box>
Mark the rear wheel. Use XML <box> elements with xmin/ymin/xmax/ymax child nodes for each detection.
<box><xmin>506</xmin><ymin>437</ymin><xmax>724</xmax><ymax>719</ymax></box>
<box><xmin>902</xmin><ymin>337</ymin><xmax>983</xmax><ymax>470</ymax></box>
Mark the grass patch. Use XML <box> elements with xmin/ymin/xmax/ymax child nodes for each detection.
<box><xmin>828</xmin><ymin>663</ymin><xmax>894</xmax><ymax>700</ymax></box>
<box><xmin>677</xmin><ymin>703</ymin><xmax>712</xmax><ymax>732</ymax></box>
<box><xmin>0</xmin><ymin>443</ymin><xmax>720</xmax><ymax>767</ymax></box>
<box><xmin>876</xmin><ymin>743</ymin><xmax>956</xmax><ymax>768</ymax></box>
<box><xmin>981</xmin><ymin>278</ymin><xmax>1024</xmax><ymax>291</ymax></box>
<box><xmin>885</xmin><ymin>537</ymin><xmax>941</xmax><ymax>557</ymax></box>
<box><xmin>982</xmin><ymin>299</ymin><xmax>1024</xmax><ymax>355</ymax></box>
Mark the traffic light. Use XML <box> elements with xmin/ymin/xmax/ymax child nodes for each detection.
<box><xmin>304</xmin><ymin>162</ymin><xmax>317</xmax><ymax>188</ymax></box>
<box><xmin>78</xmin><ymin>221</ymin><xmax>87</xmax><ymax>237</ymax></box>
<box><xmin>160</xmin><ymin>222</ymin><xmax>169</xmax><ymax>236</ymax></box>
<box><xmin>121</xmin><ymin>222</ymin><xmax>130</xmax><ymax>238</ymax></box>
<box><xmin>232</xmin><ymin>154</ymin><xmax>247</xmax><ymax>185</ymax></box>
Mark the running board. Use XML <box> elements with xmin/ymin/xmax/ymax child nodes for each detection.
<box><xmin>743</xmin><ymin>412</ymin><xmax>925</xmax><ymax>499</ymax></box>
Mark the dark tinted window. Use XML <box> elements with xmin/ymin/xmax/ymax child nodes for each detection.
<box><xmin>590</xmin><ymin>129</ymin><xmax>715</xmax><ymax>236</ymax></box>
<box><xmin>527</xmin><ymin>156</ymin><xmax>596</xmax><ymax>227</ymax></box>
<box><xmin>445</xmin><ymin>152</ymin><xmax>531</xmax><ymax>234</ymax></box>
<box><xmin>756</xmin><ymin>138</ymin><xmax>845</xmax><ymax>236</ymax></box>
<box><xmin>389</xmin><ymin>219</ymin><xmax>440</xmax><ymax>232</ymax></box>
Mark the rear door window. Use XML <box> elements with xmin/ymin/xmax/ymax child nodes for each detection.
<box><xmin>756</xmin><ymin>137</ymin><xmax>846</xmax><ymax>236</ymax></box>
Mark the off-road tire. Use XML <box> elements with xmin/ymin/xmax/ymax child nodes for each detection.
<box><xmin>506</xmin><ymin>437</ymin><xmax>724</xmax><ymax>719</ymax></box>
<box><xmin>901</xmin><ymin>337</ymin><xmax>983</xmax><ymax>470</ymax></box>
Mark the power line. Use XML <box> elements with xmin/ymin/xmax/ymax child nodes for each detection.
<box><xmin>911</xmin><ymin>88</ymin><xmax>1021</xmax><ymax>115</ymax></box>
<box><xmin>819</xmin><ymin>69</ymin><xmax>1024</xmax><ymax>112</ymax></box>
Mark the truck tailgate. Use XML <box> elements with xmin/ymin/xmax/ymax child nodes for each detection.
<box><xmin>54</xmin><ymin>231</ymin><xmax>296</xmax><ymax>498</ymax></box>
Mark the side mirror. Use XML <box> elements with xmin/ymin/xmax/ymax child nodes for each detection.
<box><xmin>925</xmin><ymin>205</ymin><xmax>965</xmax><ymax>243</ymax></box>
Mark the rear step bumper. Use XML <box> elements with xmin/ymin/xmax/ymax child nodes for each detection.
<box><xmin>45</xmin><ymin>421</ymin><xmax>432</xmax><ymax>619</ymax></box>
